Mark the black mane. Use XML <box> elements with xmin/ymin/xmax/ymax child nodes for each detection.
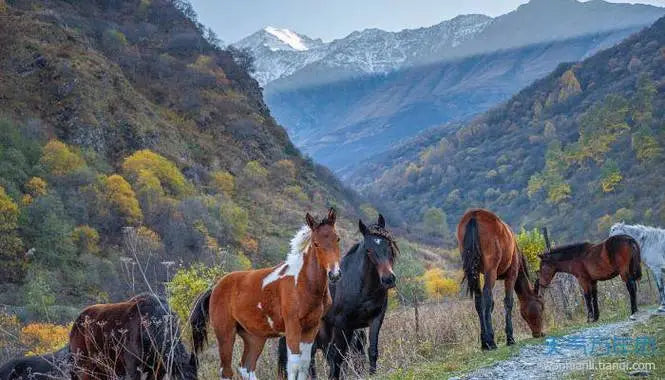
<box><xmin>542</xmin><ymin>242</ymin><xmax>592</xmax><ymax>262</ymax></box>
<box><xmin>364</xmin><ymin>224</ymin><xmax>400</xmax><ymax>256</ymax></box>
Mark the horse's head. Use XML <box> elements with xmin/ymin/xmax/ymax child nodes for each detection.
<box><xmin>359</xmin><ymin>214</ymin><xmax>397</xmax><ymax>289</ymax></box>
<box><xmin>520</xmin><ymin>290</ymin><xmax>545</xmax><ymax>338</ymax></box>
<box><xmin>171</xmin><ymin>350</ymin><xmax>198</xmax><ymax>379</ymax></box>
<box><xmin>535</xmin><ymin>255</ymin><xmax>557</xmax><ymax>295</ymax></box>
<box><xmin>307</xmin><ymin>208</ymin><xmax>341</xmax><ymax>283</ymax></box>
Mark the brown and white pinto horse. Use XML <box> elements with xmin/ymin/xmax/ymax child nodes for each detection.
<box><xmin>535</xmin><ymin>234</ymin><xmax>641</xmax><ymax>322</ymax></box>
<box><xmin>458</xmin><ymin>209</ymin><xmax>545</xmax><ymax>350</ymax></box>
<box><xmin>190</xmin><ymin>209</ymin><xmax>341</xmax><ymax>380</ymax></box>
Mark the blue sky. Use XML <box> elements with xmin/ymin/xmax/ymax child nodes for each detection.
<box><xmin>190</xmin><ymin>0</ymin><xmax>665</xmax><ymax>43</ymax></box>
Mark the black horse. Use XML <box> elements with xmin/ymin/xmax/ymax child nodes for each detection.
<box><xmin>0</xmin><ymin>347</ymin><xmax>70</xmax><ymax>380</ymax></box>
<box><xmin>278</xmin><ymin>214</ymin><xmax>398</xmax><ymax>379</ymax></box>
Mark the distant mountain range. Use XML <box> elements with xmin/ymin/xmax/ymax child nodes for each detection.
<box><xmin>234</xmin><ymin>0</ymin><xmax>665</xmax><ymax>173</ymax></box>
<box><xmin>349</xmin><ymin>14</ymin><xmax>665</xmax><ymax>243</ymax></box>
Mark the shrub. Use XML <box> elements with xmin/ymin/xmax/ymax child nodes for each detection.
<box><xmin>242</xmin><ymin>160</ymin><xmax>268</xmax><ymax>185</ymax></box>
<box><xmin>71</xmin><ymin>225</ymin><xmax>100</xmax><ymax>256</ymax></box>
<box><xmin>40</xmin><ymin>140</ymin><xmax>84</xmax><ymax>176</ymax></box>
<box><xmin>220</xmin><ymin>201</ymin><xmax>248</xmax><ymax>241</ymax></box>
<box><xmin>516</xmin><ymin>228</ymin><xmax>546</xmax><ymax>269</ymax></box>
<box><xmin>0</xmin><ymin>185</ymin><xmax>25</xmax><ymax>283</ymax></box>
<box><xmin>422</xmin><ymin>268</ymin><xmax>460</xmax><ymax>299</ymax></box>
<box><xmin>599</xmin><ymin>159</ymin><xmax>622</xmax><ymax>192</ymax></box>
<box><xmin>19</xmin><ymin>323</ymin><xmax>70</xmax><ymax>356</ymax></box>
<box><xmin>25</xmin><ymin>177</ymin><xmax>47</xmax><ymax>197</ymax></box>
<box><xmin>167</xmin><ymin>264</ymin><xmax>226</xmax><ymax>322</ymax></box>
<box><xmin>210</xmin><ymin>170</ymin><xmax>234</xmax><ymax>195</ymax></box>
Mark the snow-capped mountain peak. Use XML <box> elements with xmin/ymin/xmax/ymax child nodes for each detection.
<box><xmin>264</xmin><ymin>26</ymin><xmax>310</xmax><ymax>51</ymax></box>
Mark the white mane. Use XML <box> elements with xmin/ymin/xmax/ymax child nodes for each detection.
<box><xmin>262</xmin><ymin>225</ymin><xmax>311</xmax><ymax>288</ymax></box>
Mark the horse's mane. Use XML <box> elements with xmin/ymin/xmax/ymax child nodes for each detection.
<box><xmin>135</xmin><ymin>293</ymin><xmax>190</xmax><ymax>371</ymax></box>
<box><xmin>365</xmin><ymin>224</ymin><xmax>400</xmax><ymax>257</ymax></box>
<box><xmin>289</xmin><ymin>225</ymin><xmax>311</xmax><ymax>258</ymax></box>
<box><xmin>613</xmin><ymin>222</ymin><xmax>665</xmax><ymax>235</ymax></box>
<box><xmin>541</xmin><ymin>242</ymin><xmax>592</xmax><ymax>262</ymax></box>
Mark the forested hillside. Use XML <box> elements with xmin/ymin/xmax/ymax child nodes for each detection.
<box><xmin>353</xmin><ymin>16</ymin><xmax>665</xmax><ymax>245</ymax></box>
<box><xmin>0</xmin><ymin>0</ymin><xmax>362</xmax><ymax>319</ymax></box>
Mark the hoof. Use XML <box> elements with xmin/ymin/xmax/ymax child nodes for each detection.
<box><xmin>658</xmin><ymin>305</ymin><xmax>665</xmax><ymax>313</ymax></box>
<box><xmin>629</xmin><ymin>314</ymin><xmax>637</xmax><ymax>321</ymax></box>
<box><xmin>481</xmin><ymin>342</ymin><xmax>497</xmax><ymax>351</ymax></box>
<box><xmin>507</xmin><ymin>338</ymin><xmax>516</xmax><ymax>346</ymax></box>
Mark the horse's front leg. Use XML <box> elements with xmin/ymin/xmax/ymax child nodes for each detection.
<box><xmin>655</xmin><ymin>267</ymin><xmax>665</xmax><ymax>312</ymax></box>
<box><xmin>325</xmin><ymin>328</ymin><xmax>350</xmax><ymax>380</ymax></box>
<box><xmin>482</xmin><ymin>271</ymin><xmax>497</xmax><ymax>350</ymax></box>
<box><xmin>368</xmin><ymin>299</ymin><xmax>387</xmax><ymax>374</ymax></box>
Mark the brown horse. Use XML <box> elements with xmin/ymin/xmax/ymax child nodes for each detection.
<box><xmin>189</xmin><ymin>209</ymin><xmax>341</xmax><ymax>380</ymax></box>
<box><xmin>535</xmin><ymin>234</ymin><xmax>641</xmax><ymax>322</ymax></box>
<box><xmin>458</xmin><ymin>209</ymin><xmax>545</xmax><ymax>350</ymax></box>
<box><xmin>69</xmin><ymin>293</ymin><xmax>197</xmax><ymax>380</ymax></box>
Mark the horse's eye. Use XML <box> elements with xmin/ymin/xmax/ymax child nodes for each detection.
<box><xmin>337</xmin><ymin>237</ymin><xmax>340</xmax><ymax>242</ymax></box>
<box><xmin>313</xmin><ymin>242</ymin><xmax>319</xmax><ymax>247</ymax></box>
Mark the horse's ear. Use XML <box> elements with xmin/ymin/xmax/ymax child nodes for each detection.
<box><xmin>359</xmin><ymin>219</ymin><xmax>368</xmax><ymax>235</ymax></box>
<box><xmin>378</xmin><ymin>214</ymin><xmax>386</xmax><ymax>228</ymax></box>
<box><xmin>306</xmin><ymin>213</ymin><xmax>316</xmax><ymax>229</ymax></box>
<box><xmin>327</xmin><ymin>207</ymin><xmax>336</xmax><ymax>225</ymax></box>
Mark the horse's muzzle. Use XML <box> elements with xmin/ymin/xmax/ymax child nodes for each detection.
<box><xmin>328</xmin><ymin>268</ymin><xmax>341</xmax><ymax>283</ymax></box>
<box><xmin>381</xmin><ymin>273</ymin><xmax>396</xmax><ymax>289</ymax></box>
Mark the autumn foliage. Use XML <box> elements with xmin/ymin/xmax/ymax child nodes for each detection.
<box><xmin>19</xmin><ymin>323</ymin><xmax>70</xmax><ymax>356</ymax></box>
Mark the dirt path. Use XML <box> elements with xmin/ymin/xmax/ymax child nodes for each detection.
<box><xmin>456</xmin><ymin>310</ymin><xmax>657</xmax><ymax>380</ymax></box>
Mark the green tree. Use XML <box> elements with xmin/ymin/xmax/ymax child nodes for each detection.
<box><xmin>423</xmin><ymin>207</ymin><xmax>449</xmax><ymax>238</ymax></box>
<box><xmin>599</xmin><ymin>159</ymin><xmax>622</xmax><ymax>192</ymax></box>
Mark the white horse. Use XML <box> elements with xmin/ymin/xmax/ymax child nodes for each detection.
<box><xmin>610</xmin><ymin>222</ymin><xmax>665</xmax><ymax>312</ymax></box>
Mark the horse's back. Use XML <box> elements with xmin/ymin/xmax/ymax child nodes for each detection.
<box><xmin>458</xmin><ymin>209</ymin><xmax>517</xmax><ymax>274</ymax></box>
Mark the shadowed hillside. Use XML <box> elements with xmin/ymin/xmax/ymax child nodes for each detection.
<box><xmin>351</xmin><ymin>15</ymin><xmax>665</xmax><ymax>245</ymax></box>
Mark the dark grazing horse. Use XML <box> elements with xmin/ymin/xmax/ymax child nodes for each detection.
<box><xmin>458</xmin><ymin>209</ymin><xmax>545</xmax><ymax>350</ymax></box>
<box><xmin>70</xmin><ymin>293</ymin><xmax>197</xmax><ymax>380</ymax></box>
<box><xmin>0</xmin><ymin>347</ymin><xmax>70</xmax><ymax>380</ymax></box>
<box><xmin>277</xmin><ymin>214</ymin><xmax>398</xmax><ymax>379</ymax></box>
<box><xmin>535</xmin><ymin>234</ymin><xmax>642</xmax><ymax>322</ymax></box>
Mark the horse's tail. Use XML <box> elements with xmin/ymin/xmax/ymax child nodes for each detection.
<box><xmin>461</xmin><ymin>215</ymin><xmax>482</xmax><ymax>296</ymax></box>
<box><xmin>628</xmin><ymin>237</ymin><xmax>642</xmax><ymax>282</ymax></box>
<box><xmin>277</xmin><ymin>337</ymin><xmax>288</xmax><ymax>379</ymax></box>
<box><xmin>189</xmin><ymin>288</ymin><xmax>212</xmax><ymax>355</ymax></box>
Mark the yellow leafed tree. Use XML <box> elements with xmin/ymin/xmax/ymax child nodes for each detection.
<box><xmin>40</xmin><ymin>140</ymin><xmax>85</xmax><ymax>176</ymax></box>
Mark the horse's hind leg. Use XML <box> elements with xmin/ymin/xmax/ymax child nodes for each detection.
<box><xmin>580</xmin><ymin>280</ymin><xmax>593</xmax><ymax>322</ymax></box>
<box><xmin>481</xmin><ymin>272</ymin><xmax>497</xmax><ymax>350</ymax></box>
<box><xmin>214</xmin><ymin>323</ymin><xmax>236</xmax><ymax>379</ymax></box>
<box><xmin>238</xmin><ymin>329</ymin><xmax>266</xmax><ymax>380</ymax></box>
<box><xmin>626</xmin><ymin>278</ymin><xmax>638</xmax><ymax>317</ymax></box>
<box><xmin>591</xmin><ymin>281</ymin><xmax>600</xmax><ymax>322</ymax></box>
